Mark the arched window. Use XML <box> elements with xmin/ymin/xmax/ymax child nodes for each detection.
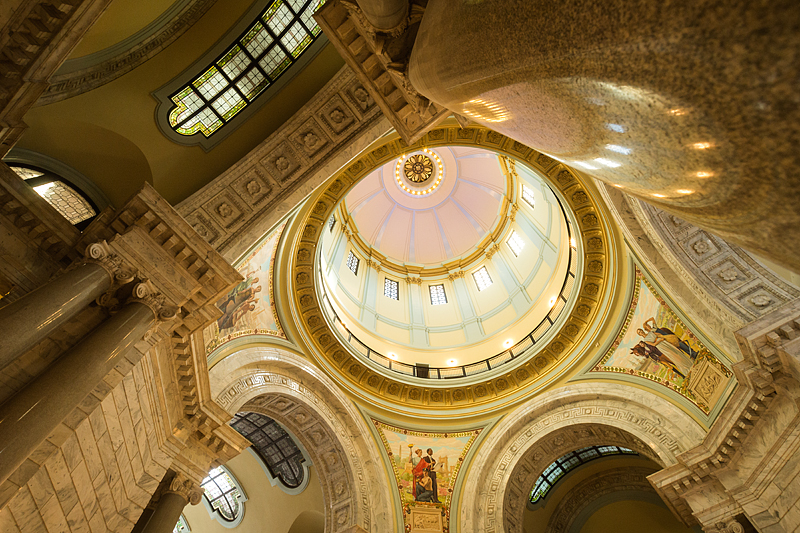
<box><xmin>200</xmin><ymin>466</ymin><xmax>247</xmax><ymax>527</ymax></box>
<box><xmin>8</xmin><ymin>163</ymin><xmax>97</xmax><ymax>229</ymax></box>
<box><xmin>529</xmin><ymin>445</ymin><xmax>638</xmax><ymax>504</ymax></box>
<box><xmin>230</xmin><ymin>412</ymin><xmax>309</xmax><ymax>492</ymax></box>
<box><xmin>155</xmin><ymin>0</ymin><xmax>328</xmax><ymax>149</ymax></box>
<box><xmin>173</xmin><ymin>514</ymin><xmax>190</xmax><ymax>533</ymax></box>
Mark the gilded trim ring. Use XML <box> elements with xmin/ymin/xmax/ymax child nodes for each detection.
<box><xmin>290</xmin><ymin>125</ymin><xmax>613</xmax><ymax>408</ymax></box>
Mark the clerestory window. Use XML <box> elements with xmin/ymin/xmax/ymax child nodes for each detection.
<box><xmin>155</xmin><ymin>0</ymin><xmax>328</xmax><ymax>149</ymax></box>
<box><xmin>200</xmin><ymin>466</ymin><xmax>247</xmax><ymax>527</ymax></box>
<box><xmin>9</xmin><ymin>164</ymin><xmax>97</xmax><ymax>229</ymax></box>
<box><xmin>230</xmin><ymin>412</ymin><xmax>308</xmax><ymax>491</ymax></box>
<box><xmin>529</xmin><ymin>445</ymin><xmax>637</xmax><ymax>505</ymax></box>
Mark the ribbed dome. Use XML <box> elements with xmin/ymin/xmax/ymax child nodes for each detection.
<box><xmin>344</xmin><ymin>146</ymin><xmax>506</xmax><ymax>266</ymax></box>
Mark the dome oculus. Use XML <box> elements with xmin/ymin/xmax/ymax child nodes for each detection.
<box><xmin>404</xmin><ymin>154</ymin><xmax>434</xmax><ymax>183</ymax></box>
<box><xmin>394</xmin><ymin>148</ymin><xmax>443</xmax><ymax>196</ymax></box>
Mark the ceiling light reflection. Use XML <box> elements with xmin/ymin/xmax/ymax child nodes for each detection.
<box><xmin>605</xmin><ymin>144</ymin><xmax>632</xmax><ymax>155</ymax></box>
<box><xmin>606</xmin><ymin>123</ymin><xmax>626</xmax><ymax>133</ymax></box>
<box><xmin>696</xmin><ymin>171</ymin><xmax>715</xmax><ymax>178</ymax></box>
<box><xmin>574</xmin><ymin>161</ymin><xmax>599</xmax><ymax>170</ymax></box>
<box><xmin>676</xmin><ymin>189</ymin><xmax>694</xmax><ymax>195</ymax></box>
<box><xmin>594</xmin><ymin>158</ymin><xmax>622</xmax><ymax>168</ymax></box>
<box><xmin>691</xmin><ymin>142</ymin><xmax>713</xmax><ymax>150</ymax></box>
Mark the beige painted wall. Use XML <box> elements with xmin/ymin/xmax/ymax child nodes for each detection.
<box><xmin>581</xmin><ymin>500</ymin><xmax>694</xmax><ymax>533</ymax></box>
<box><xmin>182</xmin><ymin>450</ymin><xmax>324</xmax><ymax>533</ymax></box>
<box><xmin>522</xmin><ymin>456</ymin><xmax>694</xmax><ymax>533</ymax></box>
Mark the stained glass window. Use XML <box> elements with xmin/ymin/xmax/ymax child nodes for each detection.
<box><xmin>384</xmin><ymin>278</ymin><xmax>399</xmax><ymax>300</ymax></box>
<box><xmin>328</xmin><ymin>215</ymin><xmax>336</xmax><ymax>232</ymax></box>
<box><xmin>346</xmin><ymin>251</ymin><xmax>359</xmax><ymax>275</ymax></box>
<box><xmin>529</xmin><ymin>446</ymin><xmax>637</xmax><ymax>504</ymax></box>
<box><xmin>473</xmin><ymin>266</ymin><xmax>493</xmax><ymax>291</ymax></box>
<box><xmin>522</xmin><ymin>184</ymin><xmax>535</xmax><ymax>208</ymax></box>
<box><xmin>167</xmin><ymin>0</ymin><xmax>327</xmax><ymax>138</ymax></box>
<box><xmin>429</xmin><ymin>284</ymin><xmax>447</xmax><ymax>305</ymax></box>
<box><xmin>173</xmin><ymin>514</ymin><xmax>190</xmax><ymax>533</ymax></box>
<box><xmin>230</xmin><ymin>412</ymin><xmax>307</xmax><ymax>489</ymax></box>
<box><xmin>201</xmin><ymin>467</ymin><xmax>243</xmax><ymax>522</ymax></box>
<box><xmin>10</xmin><ymin>164</ymin><xmax>96</xmax><ymax>227</ymax></box>
<box><xmin>507</xmin><ymin>231</ymin><xmax>525</xmax><ymax>257</ymax></box>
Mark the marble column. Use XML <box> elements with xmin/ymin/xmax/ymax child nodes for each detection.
<box><xmin>408</xmin><ymin>0</ymin><xmax>800</xmax><ymax>272</ymax></box>
<box><xmin>355</xmin><ymin>0</ymin><xmax>407</xmax><ymax>31</ymax></box>
<box><xmin>140</xmin><ymin>474</ymin><xmax>201</xmax><ymax>533</ymax></box>
<box><xmin>0</xmin><ymin>300</ymin><xmax>155</xmax><ymax>486</ymax></box>
<box><xmin>0</xmin><ymin>262</ymin><xmax>112</xmax><ymax>369</ymax></box>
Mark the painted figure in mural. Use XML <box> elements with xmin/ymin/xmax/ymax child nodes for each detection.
<box><xmin>642</xmin><ymin>318</ymin><xmax>698</xmax><ymax>359</ymax></box>
<box><xmin>415</xmin><ymin>470</ymin><xmax>435</xmax><ymax>503</ymax></box>
<box><xmin>411</xmin><ymin>448</ymin><xmax>433</xmax><ymax>501</ymax></box>
<box><xmin>635</xmin><ymin>323</ymin><xmax>694</xmax><ymax>376</ymax></box>
<box><xmin>630</xmin><ymin>341</ymin><xmax>686</xmax><ymax>379</ymax></box>
<box><xmin>216</xmin><ymin>275</ymin><xmax>262</xmax><ymax>330</ymax></box>
<box><xmin>425</xmin><ymin>448</ymin><xmax>440</xmax><ymax>503</ymax></box>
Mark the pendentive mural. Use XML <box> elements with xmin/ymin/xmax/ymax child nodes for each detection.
<box><xmin>204</xmin><ymin>224</ymin><xmax>286</xmax><ymax>353</ymax></box>
<box><xmin>591</xmin><ymin>268</ymin><xmax>733</xmax><ymax>414</ymax></box>
<box><xmin>373</xmin><ymin>420</ymin><xmax>481</xmax><ymax>533</ymax></box>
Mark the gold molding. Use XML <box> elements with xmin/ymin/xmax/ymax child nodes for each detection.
<box><xmin>289</xmin><ymin>125</ymin><xmax>612</xmax><ymax>409</ymax></box>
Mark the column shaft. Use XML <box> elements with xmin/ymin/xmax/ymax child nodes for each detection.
<box><xmin>140</xmin><ymin>492</ymin><xmax>188</xmax><ymax>533</ymax></box>
<box><xmin>0</xmin><ymin>262</ymin><xmax>112</xmax><ymax>369</ymax></box>
<box><xmin>0</xmin><ymin>302</ymin><xmax>154</xmax><ymax>486</ymax></box>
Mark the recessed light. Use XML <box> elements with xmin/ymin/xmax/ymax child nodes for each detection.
<box><xmin>691</xmin><ymin>142</ymin><xmax>712</xmax><ymax>150</ymax></box>
<box><xmin>447</xmin><ymin>359</ymin><xmax>458</xmax><ymax>366</ymax></box>
<box><xmin>504</xmin><ymin>339</ymin><xmax>513</xmax><ymax>348</ymax></box>
<box><xmin>549</xmin><ymin>296</ymin><xmax>557</xmax><ymax>307</ymax></box>
<box><xmin>387</xmin><ymin>352</ymin><xmax>398</xmax><ymax>360</ymax></box>
<box><xmin>651</xmin><ymin>193</ymin><xmax>666</xmax><ymax>198</ymax></box>
<box><xmin>676</xmin><ymin>189</ymin><xmax>694</xmax><ymax>194</ymax></box>
<box><xmin>696</xmin><ymin>171</ymin><xmax>714</xmax><ymax>178</ymax></box>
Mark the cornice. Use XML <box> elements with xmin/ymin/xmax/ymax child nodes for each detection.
<box><xmin>37</xmin><ymin>0</ymin><xmax>218</xmax><ymax>105</ymax></box>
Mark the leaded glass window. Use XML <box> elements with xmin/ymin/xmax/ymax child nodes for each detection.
<box><xmin>200</xmin><ymin>467</ymin><xmax>243</xmax><ymax>523</ymax></box>
<box><xmin>167</xmin><ymin>0</ymin><xmax>327</xmax><ymax>139</ymax></box>
<box><xmin>173</xmin><ymin>514</ymin><xmax>190</xmax><ymax>533</ymax></box>
<box><xmin>529</xmin><ymin>445</ymin><xmax>637</xmax><ymax>504</ymax></box>
<box><xmin>429</xmin><ymin>284</ymin><xmax>447</xmax><ymax>305</ymax></box>
<box><xmin>507</xmin><ymin>231</ymin><xmax>525</xmax><ymax>257</ymax></box>
<box><xmin>473</xmin><ymin>266</ymin><xmax>493</xmax><ymax>291</ymax></box>
<box><xmin>522</xmin><ymin>184</ymin><xmax>535</xmax><ymax>208</ymax></box>
<box><xmin>230</xmin><ymin>412</ymin><xmax>306</xmax><ymax>489</ymax></box>
<box><xmin>384</xmin><ymin>278</ymin><xmax>399</xmax><ymax>300</ymax></box>
<box><xmin>346</xmin><ymin>251</ymin><xmax>359</xmax><ymax>275</ymax></box>
<box><xmin>9</xmin><ymin>164</ymin><xmax>96</xmax><ymax>227</ymax></box>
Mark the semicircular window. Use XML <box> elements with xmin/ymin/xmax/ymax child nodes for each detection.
<box><xmin>529</xmin><ymin>445</ymin><xmax>638</xmax><ymax>504</ymax></box>
<box><xmin>200</xmin><ymin>466</ymin><xmax>245</xmax><ymax>523</ymax></box>
<box><xmin>230</xmin><ymin>412</ymin><xmax>306</xmax><ymax>489</ymax></box>
<box><xmin>165</xmin><ymin>0</ymin><xmax>326</xmax><ymax>141</ymax></box>
<box><xmin>9</xmin><ymin>164</ymin><xmax>97</xmax><ymax>229</ymax></box>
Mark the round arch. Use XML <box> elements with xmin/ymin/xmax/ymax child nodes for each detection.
<box><xmin>458</xmin><ymin>381</ymin><xmax>706</xmax><ymax>533</ymax></box>
<box><xmin>208</xmin><ymin>345</ymin><xmax>394</xmax><ymax>533</ymax></box>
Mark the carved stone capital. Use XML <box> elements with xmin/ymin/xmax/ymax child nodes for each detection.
<box><xmin>129</xmin><ymin>280</ymin><xmax>178</xmax><ymax>321</ymax></box>
<box><xmin>405</xmin><ymin>276</ymin><xmax>422</xmax><ymax>285</ymax></box>
<box><xmin>85</xmin><ymin>241</ymin><xmax>136</xmax><ymax>284</ymax></box>
<box><xmin>485</xmin><ymin>242</ymin><xmax>501</xmax><ymax>260</ymax></box>
<box><xmin>709</xmin><ymin>518</ymin><xmax>745</xmax><ymax>533</ymax></box>
<box><xmin>166</xmin><ymin>473</ymin><xmax>203</xmax><ymax>505</ymax></box>
<box><xmin>365</xmin><ymin>258</ymin><xmax>381</xmax><ymax>271</ymax></box>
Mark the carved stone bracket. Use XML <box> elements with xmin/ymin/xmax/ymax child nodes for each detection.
<box><xmin>315</xmin><ymin>0</ymin><xmax>450</xmax><ymax>145</ymax></box>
